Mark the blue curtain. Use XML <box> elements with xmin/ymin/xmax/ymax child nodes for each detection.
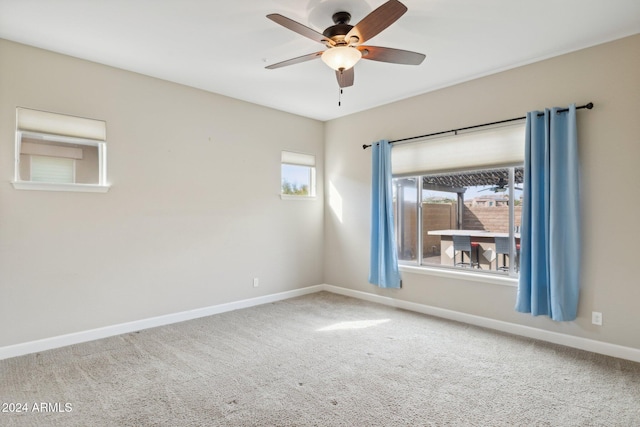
<box><xmin>516</xmin><ymin>105</ymin><xmax>580</xmax><ymax>321</ymax></box>
<box><xmin>369</xmin><ymin>140</ymin><xmax>401</xmax><ymax>288</ymax></box>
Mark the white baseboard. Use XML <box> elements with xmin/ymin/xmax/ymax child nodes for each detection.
<box><xmin>321</xmin><ymin>284</ymin><xmax>640</xmax><ymax>364</ymax></box>
<box><xmin>0</xmin><ymin>285</ymin><xmax>323</xmax><ymax>361</ymax></box>
<box><xmin>2</xmin><ymin>283</ymin><xmax>639</xmax><ymax>364</ymax></box>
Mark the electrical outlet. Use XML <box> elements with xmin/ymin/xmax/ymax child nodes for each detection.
<box><xmin>253</xmin><ymin>278</ymin><xmax>259</xmax><ymax>288</ymax></box>
<box><xmin>592</xmin><ymin>311</ymin><xmax>603</xmax><ymax>326</ymax></box>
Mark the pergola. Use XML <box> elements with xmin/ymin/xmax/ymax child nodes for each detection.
<box><xmin>395</xmin><ymin>167</ymin><xmax>524</xmax><ymax>230</ymax></box>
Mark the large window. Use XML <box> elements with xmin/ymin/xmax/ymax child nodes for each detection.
<box><xmin>12</xmin><ymin>107</ymin><xmax>109</xmax><ymax>192</ymax></box>
<box><xmin>281</xmin><ymin>151</ymin><xmax>316</xmax><ymax>198</ymax></box>
<box><xmin>394</xmin><ymin>167</ymin><xmax>523</xmax><ymax>275</ymax></box>
<box><xmin>391</xmin><ymin>123</ymin><xmax>525</xmax><ymax>276</ymax></box>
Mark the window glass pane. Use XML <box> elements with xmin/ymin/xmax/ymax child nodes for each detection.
<box><xmin>394</xmin><ymin>177</ymin><xmax>418</xmax><ymax>262</ymax></box>
<box><xmin>18</xmin><ymin>134</ymin><xmax>103</xmax><ymax>185</ymax></box>
<box><xmin>281</xmin><ymin>164</ymin><xmax>312</xmax><ymax>196</ymax></box>
<box><xmin>422</xmin><ymin>188</ymin><xmax>457</xmax><ymax>265</ymax></box>
<box><xmin>281</xmin><ymin>150</ymin><xmax>316</xmax><ymax>197</ymax></box>
<box><xmin>401</xmin><ymin>166</ymin><xmax>524</xmax><ymax>274</ymax></box>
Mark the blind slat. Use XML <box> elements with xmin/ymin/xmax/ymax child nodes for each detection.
<box><xmin>30</xmin><ymin>156</ymin><xmax>74</xmax><ymax>183</ymax></box>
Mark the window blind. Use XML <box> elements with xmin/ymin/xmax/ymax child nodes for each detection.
<box><xmin>30</xmin><ymin>156</ymin><xmax>75</xmax><ymax>183</ymax></box>
<box><xmin>391</xmin><ymin>123</ymin><xmax>525</xmax><ymax>177</ymax></box>
<box><xmin>16</xmin><ymin>108</ymin><xmax>107</xmax><ymax>141</ymax></box>
<box><xmin>281</xmin><ymin>151</ymin><xmax>315</xmax><ymax>167</ymax></box>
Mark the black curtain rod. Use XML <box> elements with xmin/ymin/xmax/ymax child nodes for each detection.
<box><xmin>362</xmin><ymin>102</ymin><xmax>594</xmax><ymax>149</ymax></box>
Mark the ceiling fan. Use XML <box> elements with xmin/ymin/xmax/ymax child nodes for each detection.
<box><xmin>480</xmin><ymin>178</ymin><xmax>523</xmax><ymax>193</ymax></box>
<box><xmin>265</xmin><ymin>0</ymin><xmax>425</xmax><ymax>88</ymax></box>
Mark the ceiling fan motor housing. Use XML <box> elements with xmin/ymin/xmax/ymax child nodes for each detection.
<box><xmin>323</xmin><ymin>12</ymin><xmax>354</xmax><ymax>44</ymax></box>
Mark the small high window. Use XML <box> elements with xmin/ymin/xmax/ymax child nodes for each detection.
<box><xmin>12</xmin><ymin>107</ymin><xmax>109</xmax><ymax>192</ymax></box>
<box><xmin>281</xmin><ymin>151</ymin><xmax>316</xmax><ymax>198</ymax></box>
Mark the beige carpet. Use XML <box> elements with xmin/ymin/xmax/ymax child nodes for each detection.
<box><xmin>1</xmin><ymin>291</ymin><xmax>639</xmax><ymax>426</ymax></box>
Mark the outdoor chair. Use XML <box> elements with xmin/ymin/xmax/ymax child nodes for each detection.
<box><xmin>453</xmin><ymin>235</ymin><xmax>479</xmax><ymax>268</ymax></box>
<box><xmin>494</xmin><ymin>236</ymin><xmax>511</xmax><ymax>271</ymax></box>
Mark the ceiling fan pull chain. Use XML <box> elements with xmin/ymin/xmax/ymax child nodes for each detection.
<box><xmin>338</xmin><ymin>88</ymin><xmax>343</xmax><ymax>107</ymax></box>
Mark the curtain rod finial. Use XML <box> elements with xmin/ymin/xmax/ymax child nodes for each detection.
<box><xmin>363</xmin><ymin>144</ymin><xmax>371</xmax><ymax>150</ymax></box>
<box><xmin>585</xmin><ymin>102</ymin><xmax>594</xmax><ymax>109</ymax></box>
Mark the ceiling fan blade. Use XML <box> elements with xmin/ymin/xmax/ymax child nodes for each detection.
<box><xmin>345</xmin><ymin>0</ymin><xmax>407</xmax><ymax>45</ymax></box>
<box><xmin>265</xmin><ymin>51</ymin><xmax>324</xmax><ymax>69</ymax></box>
<box><xmin>336</xmin><ymin>68</ymin><xmax>354</xmax><ymax>88</ymax></box>
<box><xmin>359</xmin><ymin>46</ymin><xmax>425</xmax><ymax>65</ymax></box>
<box><xmin>267</xmin><ymin>14</ymin><xmax>335</xmax><ymax>46</ymax></box>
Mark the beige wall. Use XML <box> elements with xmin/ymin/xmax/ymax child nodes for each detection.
<box><xmin>2</xmin><ymin>34</ymin><xmax>639</xmax><ymax>353</ymax></box>
<box><xmin>0</xmin><ymin>39</ymin><xmax>325</xmax><ymax>347</ymax></box>
<box><xmin>324</xmin><ymin>34</ymin><xmax>640</xmax><ymax>350</ymax></box>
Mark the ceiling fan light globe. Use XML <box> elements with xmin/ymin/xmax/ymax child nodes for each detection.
<box><xmin>321</xmin><ymin>46</ymin><xmax>362</xmax><ymax>71</ymax></box>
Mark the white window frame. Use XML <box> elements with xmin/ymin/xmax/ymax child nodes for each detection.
<box><xmin>396</xmin><ymin>166</ymin><xmax>521</xmax><ymax>279</ymax></box>
<box><xmin>281</xmin><ymin>150</ymin><xmax>316</xmax><ymax>200</ymax></box>
<box><xmin>12</xmin><ymin>108</ymin><xmax>110</xmax><ymax>193</ymax></box>
<box><xmin>392</xmin><ymin>122</ymin><xmax>525</xmax><ymax>283</ymax></box>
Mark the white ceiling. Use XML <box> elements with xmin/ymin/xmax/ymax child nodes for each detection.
<box><xmin>1</xmin><ymin>0</ymin><xmax>639</xmax><ymax>121</ymax></box>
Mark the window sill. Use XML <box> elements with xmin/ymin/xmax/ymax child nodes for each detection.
<box><xmin>11</xmin><ymin>181</ymin><xmax>111</xmax><ymax>193</ymax></box>
<box><xmin>399</xmin><ymin>264</ymin><xmax>518</xmax><ymax>287</ymax></box>
<box><xmin>280</xmin><ymin>194</ymin><xmax>316</xmax><ymax>201</ymax></box>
